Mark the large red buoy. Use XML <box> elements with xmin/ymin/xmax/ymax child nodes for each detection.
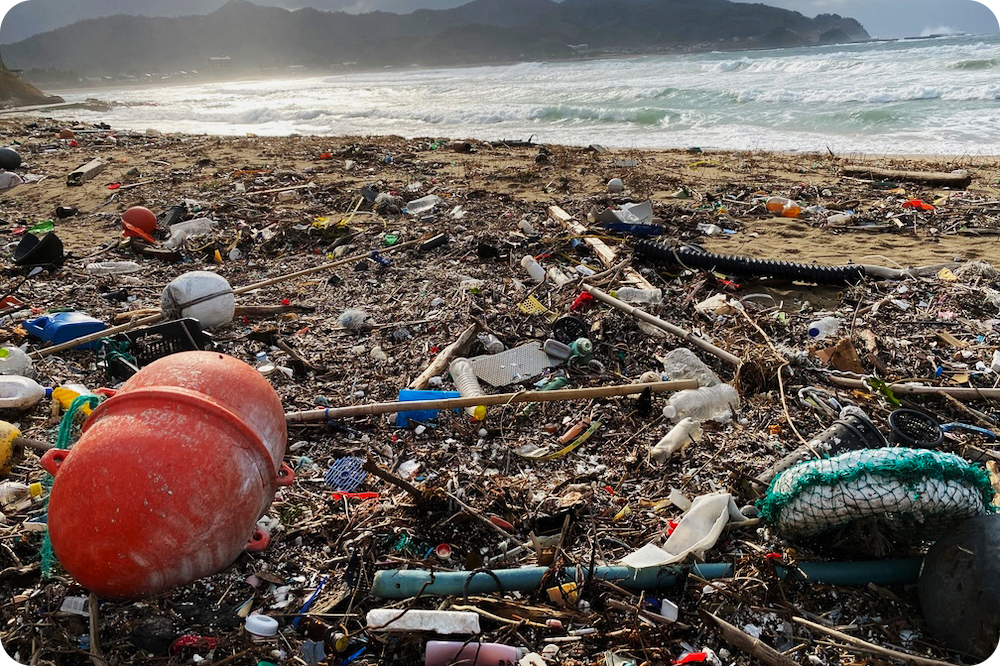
<box><xmin>42</xmin><ymin>352</ymin><xmax>292</xmax><ymax>600</ymax></box>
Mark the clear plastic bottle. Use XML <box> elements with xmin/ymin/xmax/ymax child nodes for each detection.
<box><xmin>405</xmin><ymin>195</ymin><xmax>441</xmax><ymax>216</ymax></box>
<box><xmin>650</xmin><ymin>417</ymin><xmax>703</xmax><ymax>464</ymax></box>
<box><xmin>85</xmin><ymin>261</ymin><xmax>143</xmax><ymax>275</ymax></box>
<box><xmin>163</xmin><ymin>217</ymin><xmax>218</xmax><ymax>250</ymax></box>
<box><xmin>547</xmin><ymin>267</ymin><xmax>573</xmax><ymax>286</ymax></box>
<box><xmin>807</xmin><ymin>316</ymin><xmax>840</xmax><ymax>340</ymax></box>
<box><xmin>611</xmin><ymin>287</ymin><xmax>663</xmax><ymax>304</ymax></box>
<box><xmin>0</xmin><ymin>480</ymin><xmax>43</xmax><ymax>511</ymax></box>
<box><xmin>662</xmin><ymin>383</ymin><xmax>740</xmax><ymax>422</ymax></box>
<box><xmin>0</xmin><ymin>346</ymin><xmax>33</xmax><ymax>377</ymax></box>
<box><xmin>425</xmin><ymin>641</ymin><xmax>527</xmax><ymax>666</ymax></box>
<box><xmin>477</xmin><ymin>333</ymin><xmax>505</xmax><ymax>354</ymax></box>
<box><xmin>662</xmin><ymin>347</ymin><xmax>721</xmax><ymax>387</ymax></box>
<box><xmin>0</xmin><ymin>376</ymin><xmax>49</xmax><ymax>411</ymax></box>
<box><xmin>520</xmin><ymin>255</ymin><xmax>546</xmax><ymax>283</ymax></box>
<box><xmin>448</xmin><ymin>357</ymin><xmax>487</xmax><ymax>420</ymax></box>
<box><xmin>765</xmin><ymin>196</ymin><xmax>801</xmax><ymax>218</ymax></box>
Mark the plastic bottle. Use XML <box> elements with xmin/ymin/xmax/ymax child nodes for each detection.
<box><xmin>611</xmin><ymin>287</ymin><xmax>663</xmax><ymax>304</ymax></box>
<box><xmin>765</xmin><ymin>196</ymin><xmax>801</xmax><ymax>218</ymax></box>
<box><xmin>662</xmin><ymin>347</ymin><xmax>721</xmax><ymax>387</ymax></box>
<box><xmin>825</xmin><ymin>211</ymin><xmax>855</xmax><ymax>227</ymax></box>
<box><xmin>425</xmin><ymin>641</ymin><xmax>527</xmax><ymax>666</ymax></box>
<box><xmin>0</xmin><ymin>346</ymin><xmax>33</xmax><ymax>377</ymax></box>
<box><xmin>0</xmin><ymin>376</ymin><xmax>49</xmax><ymax>411</ymax></box>
<box><xmin>547</xmin><ymin>267</ymin><xmax>573</xmax><ymax>287</ymax></box>
<box><xmin>85</xmin><ymin>261</ymin><xmax>143</xmax><ymax>275</ymax></box>
<box><xmin>163</xmin><ymin>217</ymin><xmax>218</xmax><ymax>250</ymax></box>
<box><xmin>807</xmin><ymin>316</ymin><xmax>840</xmax><ymax>340</ymax></box>
<box><xmin>405</xmin><ymin>195</ymin><xmax>441</xmax><ymax>215</ymax></box>
<box><xmin>0</xmin><ymin>481</ymin><xmax>43</xmax><ymax>511</ymax></box>
<box><xmin>478</xmin><ymin>333</ymin><xmax>505</xmax><ymax>354</ymax></box>
<box><xmin>650</xmin><ymin>417</ymin><xmax>703</xmax><ymax>463</ymax></box>
<box><xmin>520</xmin><ymin>255</ymin><xmax>546</xmax><ymax>283</ymax></box>
<box><xmin>448</xmin><ymin>357</ymin><xmax>487</xmax><ymax>420</ymax></box>
<box><xmin>662</xmin><ymin>383</ymin><xmax>740</xmax><ymax>422</ymax></box>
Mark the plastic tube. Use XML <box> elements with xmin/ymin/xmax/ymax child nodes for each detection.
<box><xmin>634</xmin><ymin>240</ymin><xmax>867</xmax><ymax>285</ymax></box>
<box><xmin>448</xmin><ymin>357</ymin><xmax>487</xmax><ymax>420</ymax></box>
<box><xmin>371</xmin><ymin>559</ymin><xmax>921</xmax><ymax>599</ymax></box>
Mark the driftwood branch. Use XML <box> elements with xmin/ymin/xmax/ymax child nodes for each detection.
<box><xmin>841</xmin><ymin>165</ymin><xmax>971</xmax><ymax>188</ymax></box>
<box><xmin>408</xmin><ymin>323</ymin><xmax>479</xmax><ymax>390</ymax></box>
<box><xmin>699</xmin><ymin>609</ymin><xmax>799</xmax><ymax>666</ymax></box>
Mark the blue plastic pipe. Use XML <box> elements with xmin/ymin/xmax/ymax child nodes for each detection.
<box><xmin>371</xmin><ymin>559</ymin><xmax>921</xmax><ymax>599</ymax></box>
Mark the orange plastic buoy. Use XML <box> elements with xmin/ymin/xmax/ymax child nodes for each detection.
<box><xmin>120</xmin><ymin>206</ymin><xmax>158</xmax><ymax>244</ymax></box>
<box><xmin>41</xmin><ymin>352</ymin><xmax>293</xmax><ymax>600</ymax></box>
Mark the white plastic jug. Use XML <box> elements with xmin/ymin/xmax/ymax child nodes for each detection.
<box><xmin>0</xmin><ymin>376</ymin><xmax>49</xmax><ymax>411</ymax></box>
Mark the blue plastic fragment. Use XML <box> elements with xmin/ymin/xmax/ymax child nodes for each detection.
<box><xmin>603</xmin><ymin>222</ymin><xmax>664</xmax><ymax>236</ymax></box>
<box><xmin>324</xmin><ymin>457</ymin><xmax>367</xmax><ymax>492</ymax></box>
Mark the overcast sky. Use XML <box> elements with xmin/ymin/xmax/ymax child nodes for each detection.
<box><xmin>0</xmin><ymin>0</ymin><xmax>998</xmax><ymax>43</ymax></box>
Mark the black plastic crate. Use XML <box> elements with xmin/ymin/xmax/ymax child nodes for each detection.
<box><xmin>101</xmin><ymin>318</ymin><xmax>213</xmax><ymax>380</ymax></box>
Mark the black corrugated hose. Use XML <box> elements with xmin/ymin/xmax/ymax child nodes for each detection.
<box><xmin>634</xmin><ymin>239</ymin><xmax>867</xmax><ymax>285</ymax></box>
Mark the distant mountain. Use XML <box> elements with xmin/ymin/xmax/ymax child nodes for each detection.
<box><xmin>2</xmin><ymin>0</ymin><xmax>870</xmax><ymax>79</ymax></box>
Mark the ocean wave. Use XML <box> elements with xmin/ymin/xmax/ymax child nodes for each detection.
<box><xmin>951</xmin><ymin>58</ymin><xmax>1000</xmax><ymax>70</ymax></box>
<box><xmin>731</xmin><ymin>85</ymin><xmax>947</xmax><ymax>104</ymax></box>
<box><xmin>708</xmin><ymin>57</ymin><xmax>865</xmax><ymax>74</ymax></box>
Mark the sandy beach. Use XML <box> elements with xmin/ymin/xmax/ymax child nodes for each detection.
<box><xmin>1</xmin><ymin>115</ymin><xmax>999</xmax><ymax>665</ymax></box>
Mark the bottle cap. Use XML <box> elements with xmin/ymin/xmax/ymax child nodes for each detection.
<box><xmin>662</xmin><ymin>405</ymin><xmax>677</xmax><ymax>419</ymax></box>
<box><xmin>245</xmin><ymin>614</ymin><xmax>279</xmax><ymax>639</ymax></box>
<box><xmin>28</xmin><ymin>482</ymin><xmax>43</xmax><ymax>498</ymax></box>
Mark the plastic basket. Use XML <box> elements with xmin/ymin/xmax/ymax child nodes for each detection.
<box><xmin>103</xmin><ymin>319</ymin><xmax>213</xmax><ymax>380</ymax></box>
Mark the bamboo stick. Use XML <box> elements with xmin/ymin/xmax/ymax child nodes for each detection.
<box><xmin>285</xmin><ymin>379</ymin><xmax>697</xmax><ymax>422</ymax></box>
<box><xmin>827</xmin><ymin>376</ymin><xmax>1000</xmax><ymax>401</ymax></box>
<box><xmin>583</xmin><ymin>284</ymin><xmax>742</xmax><ymax>367</ymax></box>
<box><xmin>30</xmin><ymin>313</ymin><xmax>166</xmax><ymax>359</ymax></box>
<box><xmin>233</xmin><ymin>235</ymin><xmax>424</xmax><ymax>295</ymax></box>
<box><xmin>407</xmin><ymin>323</ymin><xmax>479</xmax><ymax>390</ymax></box>
<box><xmin>29</xmin><ymin>237</ymin><xmax>424</xmax><ymax>359</ymax></box>
<box><xmin>792</xmin><ymin>616</ymin><xmax>956</xmax><ymax>666</ymax></box>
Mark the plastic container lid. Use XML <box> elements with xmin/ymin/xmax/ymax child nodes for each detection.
<box><xmin>245</xmin><ymin>614</ymin><xmax>278</xmax><ymax>638</ymax></box>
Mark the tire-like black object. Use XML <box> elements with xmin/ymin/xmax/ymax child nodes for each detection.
<box><xmin>919</xmin><ymin>515</ymin><xmax>1000</xmax><ymax>659</ymax></box>
<box><xmin>634</xmin><ymin>239</ymin><xmax>867</xmax><ymax>285</ymax></box>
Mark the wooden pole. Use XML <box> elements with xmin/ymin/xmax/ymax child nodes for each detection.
<box><xmin>285</xmin><ymin>379</ymin><xmax>697</xmax><ymax>422</ymax></box>
<box><xmin>583</xmin><ymin>284</ymin><xmax>742</xmax><ymax>367</ymax></box>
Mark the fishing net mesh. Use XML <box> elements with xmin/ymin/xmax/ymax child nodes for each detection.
<box><xmin>757</xmin><ymin>447</ymin><xmax>994</xmax><ymax>541</ymax></box>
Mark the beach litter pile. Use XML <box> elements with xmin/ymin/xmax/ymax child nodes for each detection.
<box><xmin>0</xmin><ymin>116</ymin><xmax>999</xmax><ymax>665</ymax></box>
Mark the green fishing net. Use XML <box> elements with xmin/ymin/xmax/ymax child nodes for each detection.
<box><xmin>757</xmin><ymin>447</ymin><xmax>994</xmax><ymax>540</ymax></box>
<box><xmin>40</xmin><ymin>394</ymin><xmax>100</xmax><ymax>578</ymax></box>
